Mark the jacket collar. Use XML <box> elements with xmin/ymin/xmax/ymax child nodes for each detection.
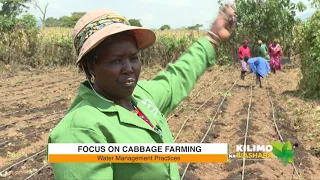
<box><xmin>77</xmin><ymin>81</ymin><xmax>159</xmax><ymax>133</ymax></box>
<box><xmin>78</xmin><ymin>81</ymin><xmax>117</xmax><ymax>112</ymax></box>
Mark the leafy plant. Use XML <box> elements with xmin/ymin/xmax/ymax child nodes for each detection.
<box><xmin>270</xmin><ymin>141</ymin><xmax>295</xmax><ymax>166</ymax></box>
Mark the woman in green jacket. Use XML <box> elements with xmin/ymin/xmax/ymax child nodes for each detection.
<box><xmin>257</xmin><ymin>39</ymin><xmax>270</xmax><ymax>62</ymax></box>
<box><xmin>48</xmin><ymin>5</ymin><xmax>236</xmax><ymax>180</ymax></box>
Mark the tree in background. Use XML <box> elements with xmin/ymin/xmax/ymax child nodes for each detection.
<box><xmin>236</xmin><ymin>0</ymin><xmax>305</xmax><ymax>50</ymax></box>
<box><xmin>45</xmin><ymin>12</ymin><xmax>85</xmax><ymax>27</ymax></box>
<box><xmin>215</xmin><ymin>0</ymin><xmax>306</xmax><ymax>63</ymax></box>
<box><xmin>128</xmin><ymin>19</ymin><xmax>142</xmax><ymax>27</ymax></box>
<box><xmin>309</xmin><ymin>0</ymin><xmax>320</xmax><ymax>8</ymax></box>
<box><xmin>296</xmin><ymin>0</ymin><xmax>320</xmax><ymax>99</ymax></box>
<box><xmin>45</xmin><ymin>15</ymin><xmax>144</xmax><ymax>28</ymax></box>
<box><xmin>0</xmin><ymin>0</ymin><xmax>30</xmax><ymax>31</ymax></box>
<box><xmin>28</xmin><ymin>0</ymin><xmax>49</xmax><ymax>29</ymax></box>
<box><xmin>45</xmin><ymin>17</ymin><xmax>60</xmax><ymax>27</ymax></box>
<box><xmin>0</xmin><ymin>0</ymin><xmax>38</xmax><ymax>64</ymax></box>
<box><xmin>0</xmin><ymin>0</ymin><xmax>34</xmax><ymax>33</ymax></box>
<box><xmin>187</xmin><ymin>24</ymin><xmax>203</xmax><ymax>30</ymax></box>
<box><xmin>0</xmin><ymin>0</ymin><xmax>30</xmax><ymax>18</ymax></box>
<box><xmin>160</xmin><ymin>24</ymin><xmax>171</xmax><ymax>31</ymax></box>
<box><xmin>64</xmin><ymin>12</ymin><xmax>85</xmax><ymax>27</ymax></box>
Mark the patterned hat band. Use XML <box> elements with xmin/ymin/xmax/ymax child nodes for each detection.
<box><xmin>74</xmin><ymin>14</ymin><xmax>131</xmax><ymax>55</ymax></box>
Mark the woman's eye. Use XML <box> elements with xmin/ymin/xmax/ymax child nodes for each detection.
<box><xmin>112</xmin><ymin>59</ymin><xmax>121</xmax><ymax>63</ymax></box>
<box><xmin>131</xmin><ymin>57</ymin><xmax>139</xmax><ymax>61</ymax></box>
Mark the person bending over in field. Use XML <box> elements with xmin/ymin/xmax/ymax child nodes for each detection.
<box><xmin>244</xmin><ymin>56</ymin><xmax>270</xmax><ymax>88</ymax></box>
<box><xmin>47</xmin><ymin>5</ymin><xmax>236</xmax><ymax>180</ymax></box>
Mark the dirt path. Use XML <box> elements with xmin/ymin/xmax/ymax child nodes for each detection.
<box><xmin>0</xmin><ymin>66</ymin><xmax>319</xmax><ymax>180</ymax></box>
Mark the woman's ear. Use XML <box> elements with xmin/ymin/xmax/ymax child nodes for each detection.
<box><xmin>89</xmin><ymin>65</ymin><xmax>95</xmax><ymax>77</ymax></box>
<box><xmin>85</xmin><ymin>56</ymin><xmax>96</xmax><ymax>77</ymax></box>
<box><xmin>88</xmin><ymin>64</ymin><xmax>96</xmax><ymax>83</ymax></box>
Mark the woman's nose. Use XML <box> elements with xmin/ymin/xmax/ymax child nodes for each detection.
<box><xmin>122</xmin><ymin>60</ymin><xmax>134</xmax><ymax>74</ymax></box>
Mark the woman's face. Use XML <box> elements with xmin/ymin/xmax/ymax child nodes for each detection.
<box><xmin>92</xmin><ymin>34</ymin><xmax>141</xmax><ymax>101</ymax></box>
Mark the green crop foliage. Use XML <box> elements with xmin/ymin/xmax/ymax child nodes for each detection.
<box><xmin>296</xmin><ymin>10</ymin><xmax>320</xmax><ymax>100</ymax></box>
<box><xmin>270</xmin><ymin>141</ymin><xmax>295</xmax><ymax>166</ymax></box>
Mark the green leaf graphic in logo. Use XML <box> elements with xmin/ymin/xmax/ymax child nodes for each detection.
<box><xmin>270</xmin><ymin>141</ymin><xmax>295</xmax><ymax>166</ymax></box>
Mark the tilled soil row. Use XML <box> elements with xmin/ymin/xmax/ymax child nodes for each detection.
<box><xmin>0</xmin><ymin>68</ymin><xmax>80</xmax><ymax>94</ymax></box>
<box><xmin>172</xmin><ymin>69</ymin><xmax>239</xmax><ymax>179</ymax></box>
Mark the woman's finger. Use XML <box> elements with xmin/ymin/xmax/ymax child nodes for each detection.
<box><xmin>218</xmin><ymin>28</ymin><xmax>231</xmax><ymax>40</ymax></box>
<box><xmin>210</xmin><ymin>16</ymin><xmax>226</xmax><ymax>37</ymax></box>
<box><xmin>208</xmin><ymin>3</ymin><xmax>236</xmax><ymax>41</ymax></box>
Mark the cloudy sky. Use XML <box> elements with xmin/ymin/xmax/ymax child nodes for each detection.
<box><xmin>26</xmin><ymin>0</ymin><xmax>316</xmax><ymax>29</ymax></box>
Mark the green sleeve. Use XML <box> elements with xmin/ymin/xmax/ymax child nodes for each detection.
<box><xmin>138</xmin><ymin>37</ymin><xmax>216</xmax><ymax>116</ymax></box>
<box><xmin>49</xmin><ymin>128</ymin><xmax>113</xmax><ymax>180</ymax></box>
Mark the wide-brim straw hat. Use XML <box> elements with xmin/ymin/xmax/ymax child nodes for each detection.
<box><xmin>72</xmin><ymin>9</ymin><xmax>156</xmax><ymax>64</ymax></box>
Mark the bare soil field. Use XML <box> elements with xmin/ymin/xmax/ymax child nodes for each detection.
<box><xmin>0</xmin><ymin>65</ymin><xmax>319</xmax><ymax>180</ymax></box>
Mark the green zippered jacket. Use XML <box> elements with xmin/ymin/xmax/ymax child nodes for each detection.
<box><xmin>48</xmin><ymin>37</ymin><xmax>216</xmax><ymax>180</ymax></box>
<box><xmin>258</xmin><ymin>44</ymin><xmax>270</xmax><ymax>62</ymax></box>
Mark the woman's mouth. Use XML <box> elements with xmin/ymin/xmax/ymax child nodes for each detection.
<box><xmin>124</xmin><ymin>77</ymin><xmax>136</xmax><ymax>87</ymax></box>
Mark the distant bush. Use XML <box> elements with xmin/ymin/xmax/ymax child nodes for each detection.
<box><xmin>0</xmin><ymin>15</ymin><xmax>77</xmax><ymax>67</ymax></box>
<box><xmin>160</xmin><ymin>25</ymin><xmax>171</xmax><ymax>31</ymax></box>
<box><xmin>0</xmin><ymin>14</ymin><xmax>39</xmax><ymax>66</ymax></box>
